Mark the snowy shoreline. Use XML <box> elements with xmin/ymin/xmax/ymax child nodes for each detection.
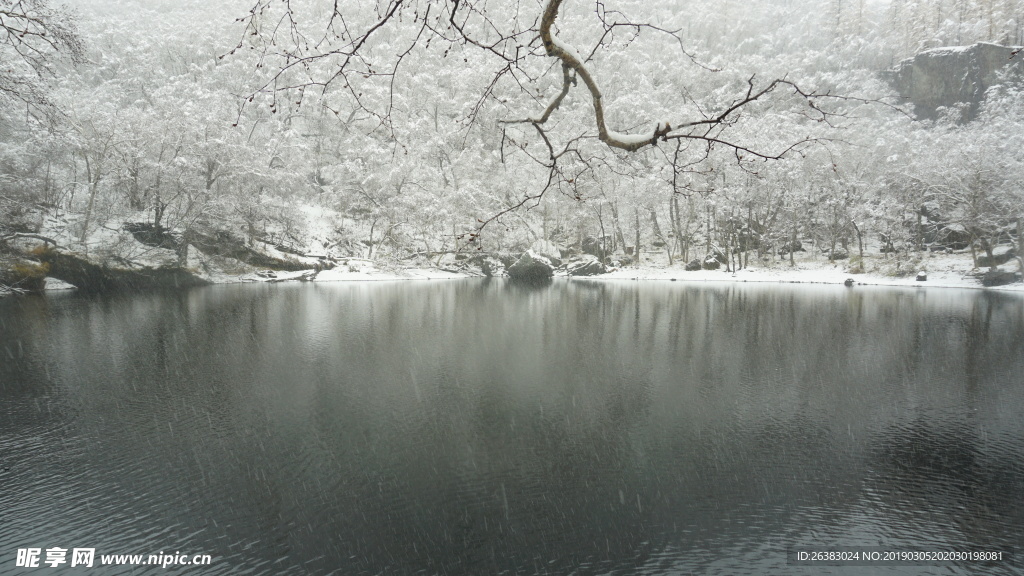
<box><xmin>65</xmin><ymin>260</ymin><xmax>1024</xmax><ymax>293</ymax></box>
<box><xmin>29</xmin><ymin>263</ymin><xmax>1024</xmax><ymax>294</ymax></box>
<box><xmin>309</xmin><ymin>250</ymin><xmax>1024</xmax><ymax>293</ymax></box>
<box><xmin>579</xmin><ymin>264</ymin><xmax>1024</xmax><ymax>292</ymax></box>
<box><xmin>19</xmin><ymin>245</ymin><xmax>1022</xmax><ymax>295</ymax></box>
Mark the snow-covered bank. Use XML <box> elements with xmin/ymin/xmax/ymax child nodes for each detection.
<box><xmin>31</xmin><ymin>258</ymin><xmax>1023</xmax><ymax>293</ymax></box>
<box><xmin>233</xmin><ymin>265</ymin><xmax>468</xmax><ymax>284</ymax></box>
<box><xmin>222</xmin><ymin>251</ymin><xmax>1024</xmax><ymax>292</ymax></box>
<box><xmin>8</xmin><ymin>229</ymin><xmax>1018</xmax><ymax>294</ymax></box>
<box><xmin>581</xmin><ymin>253</ymin><xmax>1024</xmax><ymax>292</ymax></box>
<box><xmin>587</xmin><ymin>265</ymin><xmax>1024</xmax><ymax>291</ymax></box>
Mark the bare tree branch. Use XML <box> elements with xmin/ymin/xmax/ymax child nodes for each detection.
<box><xmin>233</xmin><ymin>0</ymin><xmax>900</xmax><ymax>249</ymax></box>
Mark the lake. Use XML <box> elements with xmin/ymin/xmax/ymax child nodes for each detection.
<box><xmin>1</xmin><ymin>280</ymin><xmax>1022</xmax><ymax>575</ymax></box>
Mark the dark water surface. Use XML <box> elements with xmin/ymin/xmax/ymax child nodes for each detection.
<box><xmin>1</xmin><ymin>280</ymin><xmax>1023</xmax><ymax>575</ymax></box>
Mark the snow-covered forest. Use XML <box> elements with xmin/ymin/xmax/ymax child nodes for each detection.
<box><xmin>1</xmin><ymin>0</ymin><xmax>1023</xmax><ymax>290</ymax></box>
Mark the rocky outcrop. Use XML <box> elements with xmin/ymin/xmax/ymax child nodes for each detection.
<box><xmin>977</xmin><ymin>246</ymin><xmax>1017</xmax><ymax>268</ymax></box>
<box><xmin>581</xmin><ymin>236</ymin><xmax>610</xmax><ymax>259</ymax></box>
<box><xmin>123</xmin><ymin>222</ymin><xmax>180</xmax><ymax>250</ymax></box>
<box><xmin>981</xmin><ymin>267</ymin><xmax>1021</xmax><ymax>287</ymax></box>
<box><xmin>188</xmin><ymin>230</ymin><xmax>309</xmax><ymax>271</ymax></box>
<box><xmin>886</xmin><ymin>42</ymin><xmax>1023</xmax><ymax>122</ymax></box>
<box><xmin>39</xmin><ymin>249</ymin><xmax>210</xmax><ymax>293</ymax></box>
<box><xmin>702</xmin><ymin>255</ymin><xmax>721</xmax><ymax>270</ymax></box>
<box><xmin>0</xmin><ymin>258</ymin><xmax>50</xmax><ymax>291</ymax></box>
<box><xmin>566</xmin><ymin>255</ymin><xmax>605</xmax><ymax>276</ymax></box>
<box><xmin>467</xmin><ymin>254</ymin><xmax>506</xmax><ymax>277</ymax></box>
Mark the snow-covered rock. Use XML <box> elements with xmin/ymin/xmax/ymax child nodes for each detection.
<box><xmin>566</xmin><ymin>255</ymin><xmax>605</xmax><ymax>276</ymax></box>
<box><xmin>702</xmin><ymin>255</ymin><xmax>721</xmax><ymax>270</ymax></box>
<box><xmin>981</xmin><ymin>268</ymin><xmax>1021</xmax><ymax>287</ymax></box>
<box><xmin>977</xmin><ymin>245</ymin><xmax>1017</xmax><ymax>268</ymax></box>
<box><xmin>43</xmin><ymin>277</ymin><xmax>76</xmax><ymax>290</ymax></box>
<box><xmin>507</xmin><ymin>250</ymin><xmax>555</xmax><ymax>280</ymax></box>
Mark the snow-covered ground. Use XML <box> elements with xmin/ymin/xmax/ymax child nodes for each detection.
<box><xmin>233</xmin><ymin>250</ymin><xmax>1023</xmax><ymax>292</ymax></box>
<box><xmin>589</xmin><ymin>264</ymin><xmax>1021</xmax><ymax>290</ymax></box>
<box><xmin>584</xmin><ymin>251</ymin><xmax>1024</xmax><ymax>292</ymax></box>
<box><xmin>32</xmin><ymin>251</ymin><xmax>1024</xmax><ymax>293</ymax></box>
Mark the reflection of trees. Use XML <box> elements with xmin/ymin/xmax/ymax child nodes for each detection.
<box><xmin>268</xmin><ymin>281</ymin><xmax>865</xmax><ymax>574</ymax></box>
<box><xmin>962</xmin><ymin>292</ymin><xmax>1024</xmax><ymax>395</ymax></box>
<box><xmin>4</xmin><ymin>282</ymin><xmax>1024</xmax><ymax>575</ymax></box>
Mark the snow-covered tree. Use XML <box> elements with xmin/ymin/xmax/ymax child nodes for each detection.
<box><xmin>0</xmin><ymin>0</ymin><xmax>84</xmax><ymax>122</ymax></box>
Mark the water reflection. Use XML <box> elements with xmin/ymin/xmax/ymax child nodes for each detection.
<box><xmin>1</xmin><ymin>281</ymin><xmax>1022</xmax><ymax>575</ymax></box>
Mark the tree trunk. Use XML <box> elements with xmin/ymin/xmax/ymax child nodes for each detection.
<box><xmin>725</xmin><ymin>216</ymin><xmax>734</xmax><ymax>273</ymax></box>
<box><xmin>680</xmin><ymin>197</ymin><xmax>695</xmax><ymax>262</ymax></box>
<box><xmin>745</xmin><ymin>204</ymin><xmax>752</xmax><ymax>269</ymax></box>
<box><xmin>671</xmin><ymin>196</ymin><xmax>684</xmax><ymax>258</ymax></box>
<box><xmin>705</xmin><ymin>204</ymin><xmax>713</xmax><ymax>257</ymax></box>
<box><xmin>650</xmin><ymin>208</ymin><xmax>671</xmax><ymax>265</ymax></box>
<box><xmin>790</xmin><ymin>224</ymin><xmax>797</xmax><ymax>267</ymax></box>
<box><xmin>851</xmin><ymin>220</ymin><xmax>864</xmax><ymax>271</ymax></box>
<box><xmin>916</xmin><ymin>208</ymin><xmax>924</xmax><ymax>252</ymax></box>
<box><xmin>979</xmin><ymin>236</ymin><xmax>995</xmax><ymax>268</ymax></box>
<box><xmin>367</xmin><ymin>218</ymin><xmax>377</xmax><ymax>259</ymax></box>
<box><xmin>1017</xmin><ymin>217</ymin><xmax>1023</xmax><ymax>272</ymax></box>
<box><xmin>633</xmin><ymin>208</ymin><xmax>641</xmax><ymax>267</ymax></box>
<box><xmin>80</xmin><ymin>155</ymin><xmax>102</xmax><ymax>245</ymax></box>
<box><xmin>177</xmin><ymin>228</ymin><xmax>194</xmax><ymax>267</ymax></box>
<box><xmin>610</xmin><ymin>202</ymin><xmax>626</xmax><ymax>254</ymax></box>
<box><xmin>153</xmin><ymin>201</ymin><xmax>167</xmax><ymax>230</ymax></box>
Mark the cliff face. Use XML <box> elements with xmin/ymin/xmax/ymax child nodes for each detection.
<box><xmin>887</xmin><ymin>43</ymin><xmax>1023</xmax><ymax>122</ymax></box>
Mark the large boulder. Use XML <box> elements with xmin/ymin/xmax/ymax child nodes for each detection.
<box><xmin>702</xmin><ymin>255</ymin><xmax>721</xmax><ymax>270</ymax></box>
<box><xmin>981</xmin><ymin>267</ymin><xmax>1022</xmax><ymax>287</ymax></box>
<box><xmin>38</xmin><ymin>250</ymin><xmax>210</xmax><ymax>293</ymax></box>
<box><xmin>507</xmin><ymin>250</ymin><xmax>555</xmax><ymax>280</ymax></box>
<box><xmin>685</xmin><ymin>258</ymin><xmax>702</xmax><ymax>271</ymax></box>
<box><xmin>566</xmin><ymin>255</ymin><xmax>605</xmax><ymax>276</ymax></box>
